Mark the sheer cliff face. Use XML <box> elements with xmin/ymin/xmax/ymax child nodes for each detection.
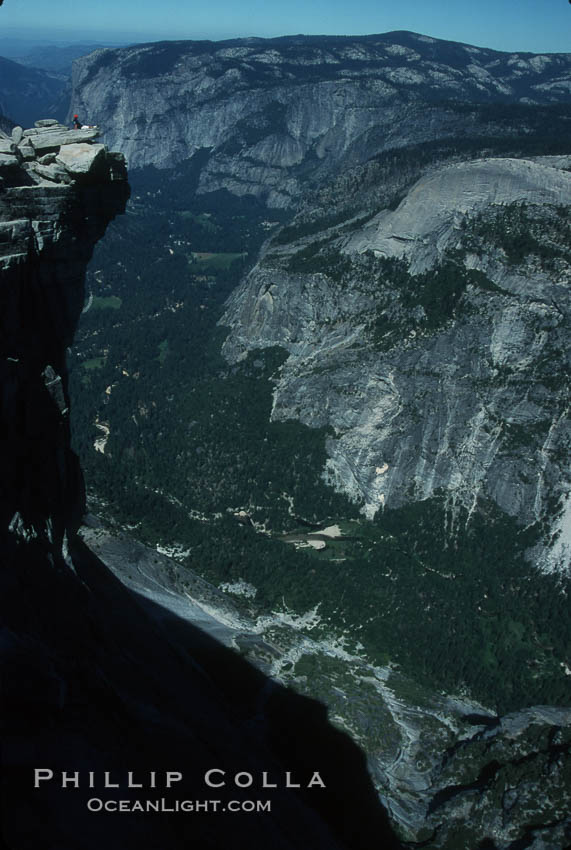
<box><xmin>221</xmin><ymin>156</ymin><xmax>571</xmax><ymax>571</ymax></box>
<box><xmin>0</xmin><ymin>120</ymin><xmax>129</xmax><ymax>564</ymax></box>
<box><xmin>71</xmin><ymin>32</ymin><xmax>571</xmax><ymax>206</ymax></box>
<box><xmin>0</xmin><ymin>120</ymin><xmax>400</xmax><ymax>850</ymax></box>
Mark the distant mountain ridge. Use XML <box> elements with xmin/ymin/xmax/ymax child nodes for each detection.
<box><xmin>71</xmin><ymin>31</ymin><xmax>571</xmax><ymax>204</ymax></box>
<box><xmin>12</xmin><ymin>42</ymin><xmax>108</xmax><ymax>75</ymax></box>
<box><xmin>0</xmin><ymin>54</ymin><xmax>68</xmax><ymax>126</ymax></box>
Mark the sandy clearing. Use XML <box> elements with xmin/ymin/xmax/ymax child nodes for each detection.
<box><xmin>317</xmin><ymin>524</ymin><xmax>342</xmax><ymax>538</ymax></box>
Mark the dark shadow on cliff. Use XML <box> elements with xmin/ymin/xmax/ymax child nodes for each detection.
<box><xmin>1</xmin><ymin>533</ymin><xmax>403</xmax><ymax>850</ymax></box>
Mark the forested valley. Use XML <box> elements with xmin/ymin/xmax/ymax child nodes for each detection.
<box><xmin>69</xmin><ymin>139</ymin><xmax>571</xmax><ymax>715</ymax></box>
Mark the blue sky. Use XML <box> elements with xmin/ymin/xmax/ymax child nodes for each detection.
<box><xmin>1</xmin><ymin>0</ymin><xmax>569</xmax><ymax>53</ymax></box>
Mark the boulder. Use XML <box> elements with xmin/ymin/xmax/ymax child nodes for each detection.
<box><xmin>30</xmin><ymin>128</ymin><xmax>100</xmax><ymax>152</ymax></box>
<box><xmin>17</xmin><ymin>140</ymin><xmax>36</xmax><ymax>161</ymax></box>
<box><xmin>23</xmin><ymin>126</ymin><xmax>67</xmax><ymax>137</ymax></box>
<box><xmin>32</xmin><ymin>162</ymin><xmax>74</xmax><ymax>184</ymax></box>
<box><xmin>56</xmin><ymin>143</ymin><xmax>106</xmax><ymax>176</ymax></box>
<box><xmin>0</xmin><ymin>153</ymin><xmax>19</xmax><ymax>171</ymax></box>
<box><xmin>19</xmin><ymin>163</ymin><xmax>48</xmax><ymax>185</ymax></box>
<box><xmin>0</xmin><ymin>140</ymin><xmax>15</xmax><ymax>154</ymax></box>
<box><xmin>34</xmin><ymin>119</ymin><xmax>60</xmax><ymax>128</ymax></box>
<box><xmin>11</xmin><ymin>127</ymin><xmax>23</xmax><ymax>145</ymax></box>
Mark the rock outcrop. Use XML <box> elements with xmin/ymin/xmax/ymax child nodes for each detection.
<box><xmin>70</xmin><ymin>32</ymin><xmax>571</xmax><ymax>206</ymax></box>
<box><xmin>220</xmin><ymin>155</ymin><xmax>571</xmax><ymax>570</ymax></box>
<box><xmin>344</xmin><ymin>157</ymin><xmax>571</xmax><ymax>272</ymax></box>
<box><xmin>0</xmin><ymin>118</ymin><xmax>128</xmax><ymax>564</ymax></box>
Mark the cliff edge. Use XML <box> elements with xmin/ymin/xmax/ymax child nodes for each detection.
<box><xmin>0</xmin><ymin>119</ymin><xmax>129</xmax><ymax>565</ymax></box>
<box><xmin>0</xmin><ymin>120</ymin><xmax>401</xmax><ymax>849</ymax></box>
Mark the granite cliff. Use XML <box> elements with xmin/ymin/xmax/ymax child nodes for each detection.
<box><xmin>71</xmin><ymin>32</ymin><xmax>571</xmax><ymax>206</ymax></box>
<box><xmin>0</xmin><ymin>120</ymin><xmax>402</xmax><ymax>850</ymax></box>
<box><xmin>221</xmin><ymin>155</ymin><xmax>571</xmax><ymax>572</ymax></box>
<box><xmin>0</xmin><ymin>119</ymin><xmax>128</xmax><ymax>565</ymax></box>
<box><xmin>216</xmin><ymin>151</ymin><xmax>571</xmax><ymax>847</ymax></box>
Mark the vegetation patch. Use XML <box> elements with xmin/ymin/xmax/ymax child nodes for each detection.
<box><xmin>463</xmin><ymin>202</ymin><xmax>571</xmax><ymax>269</ymax></box>
<box><xmin>190</xmin><ymin>251</ymin><xmax>246</xmax><ymax>269</ymax></box>
<box><xmin>82</xmin><ymin>356</ymin><xmax>106</xmax><ymax>371</ymax></box>
<box><xmin>91</xmin><ymin>295</ymin><xmax>122</xmax><ymax>310</ymax></box>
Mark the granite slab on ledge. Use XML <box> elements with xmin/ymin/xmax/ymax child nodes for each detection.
<box><xmin>0</xmin><ymin>117</ymin><xmax>125</xmax><ymax>187</ymax></box>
